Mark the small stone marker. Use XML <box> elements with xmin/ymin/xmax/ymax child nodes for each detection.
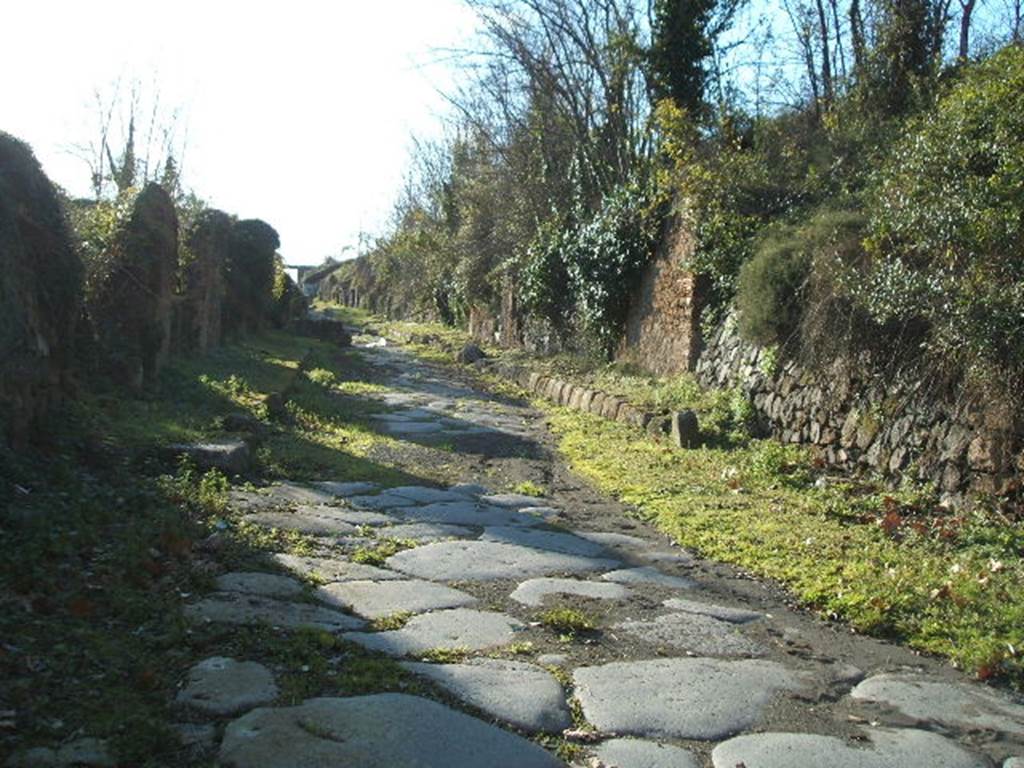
<box><xmin>711</xmin><ymin>729</ymin><xmax>990</xmax><ymax>768</ymax></box>
<box><xmin>669</xmin><ymin>410</ymin><xmax>700</xmax><ymax>448</ymax></box>
<box><xmin>344</xmin><ymin>608</ymin><xmax>526</xmax><ymax>656</ymax></box>
<box><xmin>176</xmin><ymin>657</ymin><xmax>279</xmax><ymax>715</ymax></box>
<box><xmin>218</xmin><ymin>693</ymin><xmax>562</xmax><ymax>768</ymax></box>
<box><xmin>399</xmin><ymin>658</ymin><xmax>572</xmax><ymax>733</ymax></box>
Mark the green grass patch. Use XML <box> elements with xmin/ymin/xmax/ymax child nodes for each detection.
<box><xmin>512</xmin><ymin>480</ymin><xmax>546</xmax><ymax>497</ymax></box>
<box><xmin>545</xmin><ymin>404</ymin><xmax>1024</xmax><ymax>685</ymax></box>
<box><xmin>350</xmin><ymin>538</ymin><xmax>418</xmax><ymax>567</ymax></box>
<box><xmin>418</xmin><ymin>647</ymin><xmax>471</xmax><ymax>663</ymax></box>
<box><xmin>537</xmin><ymin>607</ymin><xmax>598</xmax><ymax>637</ymax></box>
<box><xmin>368</xmin><ymin>611</ymin><xmax>415</xmax><ymax>631</ymax></box>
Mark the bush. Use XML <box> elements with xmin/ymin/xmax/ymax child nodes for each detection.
<box><xmin>736</xmin><ymin>231</ymin><xmax>810</xmax><ymax>346</ymax></box>
<box><xmin>860</xmin><ymin>45</ymin><xmax>1024</xmax><ymax>382</ymax></box>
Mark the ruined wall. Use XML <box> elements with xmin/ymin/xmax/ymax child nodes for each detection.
<box><xmin>468</xmin><ymin>305</ymin><xmax>498</xmax><ymax>345</ymax></box>
<box><xmin>88</xmin><ymin>183</ymin><xmax>179</xmax><ymax>387</ymax></box>
<box><xmin>224</xmin><ymin>219</ymin><xmax>278</xmax><ymax>337</ymax></box>
<box><xmin>616</xmin><ymin>216</ymin><xmax>703</xmax><ymax>377</ymax></box>
<box><xmin>179</xmin><ymin>208</ymin><xmax>231</xmax><ymax>353</ymax></box>
<box><xmin>0</xmin><ymin>132</ymin><xmax>83</xmax><ymax>445</ymax></box>
<box><xmin>696</xmin><ymin>313</ymin><xmax>1023</xmax><ymax>506</ymax></box>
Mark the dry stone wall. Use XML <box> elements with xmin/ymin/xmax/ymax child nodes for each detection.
<box><xmin>696</xmin><ymin>313</ymin><xmax>1023</xmax><ymax>506</ymax></box>
<box><xmin>178</xmin><ymin>209</ymin><xmax>232</xmax><ymax>354</ymax></box>
<box><xmin>0</xmin><ymin>132</ymin><xmax>83</xmax><ymax>445</ymax></box>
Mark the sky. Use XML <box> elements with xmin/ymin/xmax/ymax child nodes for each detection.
<box><xmin>2</xmin><ymin>0</ymin><xmax>477</xmax><ymax>265</ymax></box>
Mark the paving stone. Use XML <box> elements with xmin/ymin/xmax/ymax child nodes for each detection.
<box><xmin>185</xmin><ymin>593</ymin><xmax>365</xmax><ymax>632</ymax></box>
<box><xmin>449</xmin><ymin>482</ymin><xmax>489</xmax><ymax>497</ymax></box>
<box><xmin>481</xmin><ymin>526</ymin><xmax>608</xmax><ymax>556</ymax></box>
<box><xmin>850</xmin><ymin>673</ymin><xmax>1024</xmax><ymax>736</ymax></box>
<box><xmin>573</xmin><ymin>658</ymin><xmax>813</xmax><ymax>740</ymax></box>
<box><xmin>268</xmin><ymin>553</ymin><xmax>402</xmax><ymax>581</ymax></box>
<box><xmin>537</xmin><ymin>653</ymin><xmax>569</xmax><ymax>666</ymax></box>
<box><xmin>594</xmin><ymin>738</ymin><xmax>701</xmax><ymax>768</ymax></box>
<box><xmin>663</xmin><ymin>597</ymin><xmax>763</xmax><ymax>624</ymax></box>
<box><xmin>346</xmin><ymin>493</ymin><xmax>419</xmax><ymax>511</ymax></box>
<box><xmin>398</xmin><ymin>500</ymin><xmax>547</xmax><ymax>528</ymax></box>
<box><xmin>510</xmin><ymin>577</ymin><xmax>632</xmax><ymax>607</ymax></box>
<box><xmin>573</xmin><ymin>530</ymin><xmax>650</xmax><ymax>549</ymax></box>
<box><xmin>387</xmin><ymin>485</ymin><xmax>467</xmax><ymax>504</ymax></box>
<box><xmin>316</xmin><ymin>579</ymin><xmax>477</xmax><ymax>619</ymax></box>
<box><xmin>382</xmin><ymin>420</ymin><xmax>445</xmax><ymax>435</ymax></box>
<box><xmin>1005</xmin><ymin>758</ymin><xmax>1024</xmax><ymax>768</ymax></box>
<box><xmin>481</xmin><ymin>493</ymin><xmax>551</xmax><ymax>508</ymax></box>
<box><xmin>343</xmin><ymin>608</ymin><xmax>526</xmax><ymax>656</ymax></box>
<box><xmin>170</xmin><ymin>439</ymin><xmax>250</xmax><ymax>474</ymax></box>
<box><xmin>711</xmin><ymin>729</ymin><xmax>990</xmax><ymax>768</ymax></box>
<box><xmin>309</xmin><ymin>480</ymin><xmax>379</xmax><ymax>497</ymax></box>
<box><xmin>6</xmin><ymin>738</ymin><xmax>114</xmax><ymax>767</ymax></box>
<box><xmin>387</xmin><ymin>540</ymin><xmax>620</xmax><ymax>582</ymax></box>
<box><xmin>293</xmin><ymin>504</ymin><xmax>395</xmax><ymax>526</ymax></box>
<box><xmin>241</xmin><ymin>510</ymin><xmax>358</xmax><ymax>536</ymax></box>
<box><xmin>601</xmin><ymin>566</ymin><xmax>695</xmax><ymax>589</ymax></box>
<box><xmin>218</xmin><ymin>693</ymin><xmax>561</xmax><ymax>768</ymax></box>
<box><xmin>615</xmin><ymin>612</ymin><xmax>767</xmax><ymax>656</ymax></box>
<box><xmin>228</xmin><ymin>489</ymin><xmax>279</xmax><ymax>512</ymax></box>
<box><xmin>378</xmin><ymin>522</ymin><xmax>476</xmax><ymax>542</ymax></box>
<box><xmin>399</xmin><ymin>658</ymin><xmax>572</xmax><ymax>733</ymax></box>
<box><xmin>215</xmin><ymin>572</ymin><xmax>305</xmax><ymax>599</ymax></box>
<box><xmin>176</xmin><ymin>657</ymin><xmax>279</xmax><ymax>715</ymax></box>
<box><xmin>264</xmin><ymin>482</ymin><xmax>338</xmax><ymax>505</ymax></box>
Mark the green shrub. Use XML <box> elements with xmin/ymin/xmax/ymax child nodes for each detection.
<box><xmin>736</xmin><ymin>231</ymin><xmax>810</xmax><ymax>346</ymax></box>
<box><xmin>858</xmin><ymin>45</ymin><xmax>1024</xmax><ymax>383</ymax></box>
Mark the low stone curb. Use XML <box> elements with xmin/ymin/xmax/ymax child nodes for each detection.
<box><xmin>487</xmin><ymin>361</ymin><xmax>698</xmax><ymax>447</ymax></box>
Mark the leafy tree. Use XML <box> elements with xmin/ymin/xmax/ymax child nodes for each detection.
<box><xmin>649</xmin><ymin>0</ymin><xmax>717</xmax><ymax>115</ymax></box>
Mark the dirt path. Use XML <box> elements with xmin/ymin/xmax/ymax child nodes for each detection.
<box><xmin>171</xmin><ymin>332</ymin><xmax>1024</xmax><ymax>768</ymax></box>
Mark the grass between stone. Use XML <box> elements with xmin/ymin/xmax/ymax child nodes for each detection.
<box><xmin>359</xmin><ymin>307</ymin><xmax>1024</xmax><ymax>688</ymax></box>
<box><xmin>544</xmin><ymin>403</ymin><xmax>1024</xmax><ymax>686</ymax></box>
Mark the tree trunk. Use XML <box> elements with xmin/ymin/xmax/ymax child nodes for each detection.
<box><xmin>815</xmin><ymin>0</ymin><xmax>834</xmax><ymax>104</ymax></box>
<box><xmin>958</xmin><ymin>0</ymin><xmax>976</xmax><ymax>59</ymax></box>
<box><xmin>849</xmin><ymin>0</ymin><xmax>866</xmax><ymax>72</ymax></box>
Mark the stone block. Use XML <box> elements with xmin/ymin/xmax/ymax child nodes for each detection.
<box><xmin>670</xmin><ymin>410</ymin><xmax>700</xmax><ymax>448</ymax></box>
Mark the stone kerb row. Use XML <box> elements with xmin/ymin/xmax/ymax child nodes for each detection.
<box><xmin>491</xmin><ymin>362</ymin><xmax>697</xmax><ymax>444</ymax></box>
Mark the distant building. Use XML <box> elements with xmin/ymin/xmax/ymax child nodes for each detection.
<box><xmin>287</xmin><ymin>261</ymin><xmax>339</xmax><ymax>297</ymax></box>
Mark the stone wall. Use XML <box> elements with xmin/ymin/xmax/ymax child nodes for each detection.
<box><xmin>616</xmin><ymin>216</ymin><xmax>703</xmax><ymax>376</ymax></box>
<box><xmin>696</xmin><ymin>313</ymin><xmax>1023</xmax><ymax>505</ymax></box>
<box><xmin>179</xmin><ymin>208</ymin><xmax>231</xmax><ymax>354</ymax></box>
<box><xmin>0</xmin><ymin>132</ymin><xmax>83</xmax><ymax>445</ymax></box>
<box><xmin>89</xmin><ymin>183</ymin><xmax>179</xmax><ymax>387</ymax></box>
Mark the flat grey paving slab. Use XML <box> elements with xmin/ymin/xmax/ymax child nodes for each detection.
<box><xmin>185</xmin><ymin>593</ymin><xmax>365</xmax><ymax>632</ymax></box>
<box><xmin>347</xmin><ymin>493</ymin><xmax>418</xmax><ymax>510</ymax></box>
<box><xmin>309</xmin><ymin>480</ymin><xmax>379</xmax><ymax>497</ymax></box>
<box><xmin>176</xmin><ymin>657</ymin><xmax>278</xmax><ymax>715</ymax></box>
<box><xmin>573</xmin><ymin>658</ymin><xmax>813</xmax><ymax>740</ymax></box>
<box><xmin>1005</xmin><ymin>758</ymin><xmax>1024</xmax><ymax>767</ymax></box>
<box><xmin>378</xmin><ymin>522</ymin><xmax>476</xmax><ymax>542</ymax></box>
<box><xmin>663</xmin><ymin>597</ymin><xmax>763</xmax><ymax>624</ymax></box>
<box><xmin>449</xmin><ymin>482</ymin><xmax>489</xmax><ymax>497</ymax></box>
<box><xmin>268</xmin><ymin>553</ymin><xmax>402</xmax><ymax>582</ymax></box>
<box><xmin>481</xmin><ymin>526</ymin><xmax>609</xmax><ymax>556</ymax></box>
<box><xmin>510</xmin><ymin>577</ymin><xmax>632</xmax><ymax>607</ymax></box>
<box><xmin>343</xmin><ymin>608</ymin><xmax>526</xmax><ymax>656</ymax></box>
<box><xmin>593</xmin><ymin>738</ymin><xmax>701</xmax><ymax>768</ymax></box>
<box><xmin>316</xmin><ymin>579</ymin><xmax>477</xmax><ymax>619</ymax></box>
<box><xmin>293</xmin><ymin>504</ymin><xmax>395</xmax><ymax>526</ymax></box>
<box><xmin>398</xmin><ymin>500</ymin><xmax>547</xmax><ymax>528</ymax></box>
<box><xmin>615</xmin><ymin>612</ymin><xmax>767</xmax><ymax>656</ymax></box>
<box><xmin>602</xmin><ymin>566</ymin><xmax>695</xmax><ymax>589</ymax></box>
<box><xmin>573</xmin><ymin>530</ymin><xmax>650</xmax><ymax>549</ymax></box>
<box><xmin>481</xmin><ymin>493</ymin><xmax>551</xmax><ymax>508</ymax></box>
<box><xmin>264</xmin><ymin>482</ymin><xmax>338</xmax><ymax>506</ymax></box>
<box><xmin>218</xmin><ymin>694</ymin><xmax>562</xmax><ymax>768</ymax></box>
<box><xmin>850</xmin><ymin>673</ymin><xmax>1024</xmax><ymax>736</ymax></box>
<box><xmin>241</xmin><ymin>510</ymin><xmax>358</xmax><ymax>537</ymax></box>
<box><xmin>711</xmin><ymin>729</ymin><xmax>990</xmax><ymax>768</ymax></box>
<box><xmin>215</xmin><ymin>572</ymin><xmax>304</xmax><ymax>600</ymax></box>
<box><xmin>383</xmin><ymin>420</ymin><xmax>445</xmax><ymax>435</ymax></box>
<box><xmin>387</xmin><ymin>485</ymin><xmax>468</xmax><ymax>504</ymax></box>
<box><xmin>399</xmin><ymin>658</ymin><xmax>572</xmax><ymax>733</ymax></box>
<box><xmin>387</xmin><ymin>540</ymin><xmax>620</xmax><ymax>582</ymax></box>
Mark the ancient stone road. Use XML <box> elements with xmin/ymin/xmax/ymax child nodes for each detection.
<box><xmin>180</xmin><ymin>333</ymin><xmax>1024</xmax><ymax>768</ymax></box>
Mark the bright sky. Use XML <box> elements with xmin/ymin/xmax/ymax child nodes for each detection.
<box><xmin>2</xmin><ymin>1</ymin><xmax>477</xmax><ymax>264</ymax></box>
